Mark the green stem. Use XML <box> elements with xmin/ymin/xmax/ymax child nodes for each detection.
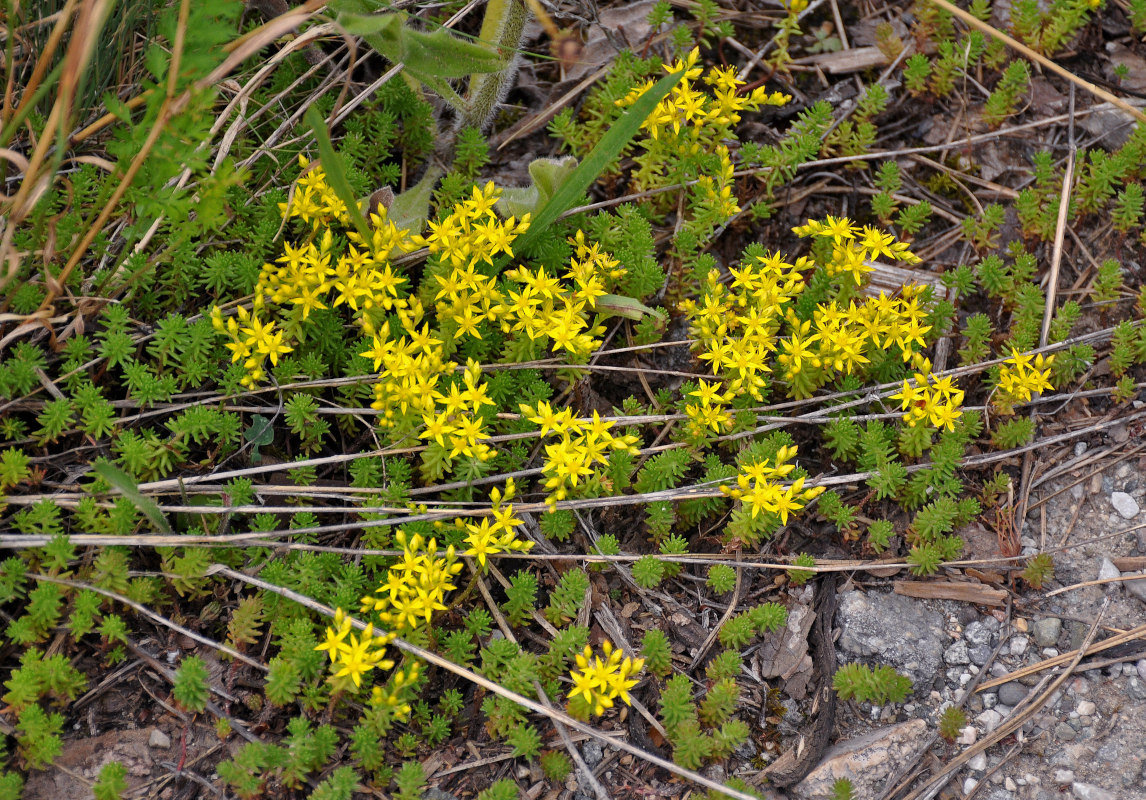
<box><xmin>461</xmin><ymin>0</ymin><xmax>528</xmax><ymax>132</ymax></box>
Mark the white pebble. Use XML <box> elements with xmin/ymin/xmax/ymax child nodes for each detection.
<box><xmin>1111</xmin><ymin>491</ymin><xmax>1140</xmax><ymax>519</ymax></box>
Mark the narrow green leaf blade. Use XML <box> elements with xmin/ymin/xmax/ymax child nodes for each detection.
<box><xmin>303</xmin><ymin>106</ymin><xmax>373</xmax><ymax>243</ymax></box>
<box><xmin>93</xmin><ymin>461</ymin><xmax>173</xmax><ymax>535</ymax></box>
<box><xmin>513</xmin><ymin>68</ymin><xmax>684</xmax><ymax>254</ymax></box>
<box><xmin>594</xmin><ymin>294</ymin><xmax>661</xmax><ymax>321</ymax></box>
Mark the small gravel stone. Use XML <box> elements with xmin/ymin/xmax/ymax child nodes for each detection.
<box><xmin>945</xmin><ymin>640</ymin><xmax>971</xmax><ymax>665</ymax></box>
<box><xmin>1098</xmin><ymin>558</ymin><xmax>1121</xmax><ymax>582</ymax></box>
<box><xmin>969</xmin><ymin>753</ymin><xmax>988</xmax><ymax>771</ymax></box>
<box><xmin>1127</xmin><ymin>677</ymin><xmax>1146</xmax><ymax>701</ymax></box>
<box><xmin>977</xmin><ymin>709</ymin><xmax>1003</xmax><ymax>732</ymax></box>
<box><xmin>964</xmin><ymin>778</ymin><xmax>980</xmax><ymax>795</ymax></box>
<box><xmin>1010</xmin><ymin>636</ymin><xmax>1029</xmax><ymax>656</ymax></box>
<box><xmin>999</xmin><ymin>682</ymin><xmax>1029</xmax><ymax>706</ymax></box>
<box><xmin>148</xmin><ymin>728</ymin><xmax>171</xmax><ymax>749</ymax></box>
<box><xmin>1055</xmin><ymin>722</ymin><xmax>1078</xmax><ymax>741</ymax></box>
<box><xmin>982</xmin><ymin>692</ymin><xmax>998</xmax><ymax>709</ymax></box>
<box><xmin>1076</xmin><ymin>700</ymin><xmax>1096</xmax><ymax>716</ymax></box>
<box><xmin>1072</xmin><ymin>782</ymin><xmax>1117</xmax><ymax>800</ymax></box>
<box><xmin>1124</xmin><ymin>572</ymin><xmax>1146</xmax><ymax>603</ymax></box>
<box><xmin>969</xmin><ymin>644</ymin><xmax>993</xmax><ymax>665</ymax></box>
<box><xmin>1138</xmin><ymin>659</ymin><xmax>1146</xmax><ymax>681</ymax></box>
<box><xmin>582</xmin><ymin>740</ymin><xmax>603</xmax><ymax>768</ymax></box>
<box><xmin>1074</xmin><ymin>442</ymin><xmax>1088</xmax><ymax>457</ymax></box>
<box><xmin>1032</xmin><ymin>618</ymin><xmax>1061</xmax><ymax>648</ymax></box>
<box><xmin>1111</xmin><ymin>491</ymin><xmax>1140</xmax><ymax>519</ymax></box>
<box><xmin>964</xmin><ymin>620</ymin><xmax>994</xmax><ymax>648</ymax></box>
<box><xmin>1055</xmin><ymin>770</ymin><xmax>1076</xmax><ymax>784</ymax></box>
<box><xmin>424</xmin><ymin>789</ymin><xmax>461</xmax><ymax>800</ymax></box>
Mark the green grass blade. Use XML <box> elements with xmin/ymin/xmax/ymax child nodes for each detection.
<box><xmin>304</xmin><ymin>106</ymin><xmax>373</xmax><ymax>242</ymax></box>
<box><xmin>513</xmin><ymin>67</ymin><xmax>684</xmax><ymax>255</ymax></box>
<box><xmin>93</xmin><ymin>462</ymin><xmax>173</xmax><ymax>535</ymax></box>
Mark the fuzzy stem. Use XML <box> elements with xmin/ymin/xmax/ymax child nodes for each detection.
<box><xmin>460</xmin><ymin>0</ymin><xmax>529</xmax><ymax>133</ymax></box>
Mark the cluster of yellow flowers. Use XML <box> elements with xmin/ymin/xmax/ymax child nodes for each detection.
<box><xmin>358</xmin><ymin>529</ymin><xmax>465</xmax><ymax>633</ymax></box>
<box><xmin>683</xmin><ymin>379</ymin><xmax>734</xmax><ymax>438</ymax></box>
<box><xmin>615</xmin><ymin>49</ymin><xmax>788</xmax><ymax>206</ymax></box>
<box><xmin>567</xmin><ymin>642</ymin><xmax>645</xmax><ymax>717</ymax></box>
<box><xmin>313</xmin><ymin>608</ymin><xmax>421</xmax><ymax>716</ymax></box>
<box><xmin>519</xmin><ymin>401</ymin><xmax>641</xmax><ymax>509</ymax></box>
<box><xmin>721</xmin><ymin>444</ymin><xmax>825</xmax><ymax>523</ymax></box>
<box><xmin>997</xmin><ymin>349</ymin><xmax>1055</xmax><ymax>404</ymax></box>
<box><xmin>212</xmin><ymin>157</ymin><xmax>418</xmax><ymax>388</ymax></box>
<box><xmin>456</xmin><ymin>479</ymin><xmax>534</xmax><ymax>569</ymax></box>
<box><xmin>316</xmin><ymin>609</ymin><xmax>398</xmax><ymax>688</ymax></box>
<box><xmin>214</xmin><ymin>158</ymin><xmax>643</xmax><ymax>478</ymax></box>
<box><xmin>416</xmin><ymin>184</ymin><xmax>625</xmax><ymax>363</ymax></box>
<box><xmin>501</xmin><ymin>230</ymin><xmax>623</xmax><ymax>359</ymax></box>
<box><xmin>210</xmin><ymin>305</ymin><xmax>292</xmax><ymax>387</ymax></box>
<box><xmin>890</xmin><ymin>358</ymin><xmax>966</xmax><ymax>432</ymax></box>
<box><xmin>419</xmin><ymin>182</ymin><xmax>530</xmax><ymax>339</ymax></box>
<box><xmin>618</xmin><ymin>48</ymin><xmax>790</xmax><ymax>150</ymax></box>
<box><xmin>793</xmin><ymin>216</ymin><xmax>920</xmax><ymax>285</ymax></box>
<box><xmin>682</xmin><ymin>217</ymin><xmax>940</xmax><ymax>404</ymax></box>
<box><xmin>412</xmin><ymin>359</ymin><xmax>496</xmax><ymax>462</ymax></box>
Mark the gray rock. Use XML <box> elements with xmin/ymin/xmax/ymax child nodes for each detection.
<box><xmin>428</xmin><ymin>787</ymin><xmax>470</xmax><ymax>800</ymax></box>
<box><xmin>1123</xmin><ymin>571</ymin><xmax>1146</xmax><ymax>603</ymax></box>
<box><xmin>969</xmin><ymin>752</ymin><xmax>988</xmax><ymax>771</ymax></box>
<box><xmin>1098</xmin><ymin>558</ymin><xmax>1121</xmax><ymax>582</ymax></box>
<box><xmin>836</xmin><ymin>591</ymin><xmax>946</xmax><ymax>686</ymax></box>
<box><xmin>1074</xmin><ymin>442</ymin><xmax>1088</xmax><ymax>457</ymax></box>
<box><xmin>969</xmin><ymin>645</ymin><xmax>993</xmax><ymax>666</ymax></box>
<box><xmin>581</xmin><ymin>740</ymin><xmax>603</xmax><ymax>768</ymax></box>
<box><xmin>964</xmin><ymin>620</ymin><xmax>994</xmax><ymax>648</ymax></box>
<box><xmin>976</xmin><ymin>708</ymin><xmax>1003</xmax><ymax>732</ymax></box>
<box><xmin>1128</xmin><ymin>677</ymin><xmax>1146</xmax><ymax>701</ymax></box>
<box><xmin>1072</xmin><ymin>782</ymin><xmax>1117</xmax><ymax>800</ymax></box>
<box><xmin>1010</xmin><ymin>636</ymin><xmax>1029</xmax><ymax>656</ymax></box>
<box><xmin>1055</xmin><ymin>770</ymin><xmax>1076</xmax><ymax>784</ymax></box>
<box><xmin>1138</xmin><ymin>659</ymin><xmax>1146</xmax><ymax>681</ymax></box>
<box><xmin>1055</xmin><ymin>722</ymin><xmax>1078</xmax><ymax>741</ymax></box>
<box><xmin>791</xmin><ymin>719</ymin><xmax>930</xmax><ymax>800</ymax></box>
<box><xmin>148</xmin><ymin>728</ymin><xmax>170</xmax><ymax>749</ymax></box>
<box><xmin>998</xmin><ymin>681</ymin><xmax>1029</xmax><ymax>706</ymax></box>
<box><xmin>702</xmin><ymin>764</ymin><xmax>726</xmax><ymax>784</ymax></box>
<box><xmin>1110</xmin><ymin>491</ymin><xmax>1140</xmax><ymax>519</ymax></box>
<box><xmin>1032</xmin><ymin>617</ymin><xmax>1061</xmax><ymax>648</ymax></box>
<box><xmin>945</xmin><ymin>641</ymin><xmax>970</xmax><ymax>665</ymax></box>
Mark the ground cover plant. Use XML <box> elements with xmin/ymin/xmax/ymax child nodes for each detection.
<box><xmin>1</xmin><ymin>0</ymin><xmax>1145</xmax><ymax>798</ymax></box>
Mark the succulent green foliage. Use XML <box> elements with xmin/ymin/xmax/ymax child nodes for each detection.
<box><xmin>938</xmin><ymin>705</ymin><xmax>968</xmax><ymax>741</ymax></box>
<box><xmin>93</xmin><ymin>761</ymin><xmax>129</xmax><ymax>800</ymax></box>
<box><xmin>544</xmin><ymin>569</ymin><xmax>590</xmax><ymax>626</ymax></box>
<box><xmin>502</xmin><ymin>570</ymin><xmax>539</xmax><ymax>626</ymax></box>
<box><xmin>173</xmin><ymin>655</ymin><xmax>210</xmax><ymax>712</ymax></box>
<box><xmin>1020</xmin><ymin>553</ymin><xmax>1055</xmax><ymax>588</ymax></box>
<box><xmin>833</xmin><ymin>662</ymin><xmax>912</xmax><ymax>704</ymax></box>
<box><xmin>706</xmin><ymin>564</ymin><xmax>737</xmax><ymax>593</ymax></box>
<box><xmin>642</xmin><ymin>628</ymin><xmax>673</xmax><ymax>676</ymax></box>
